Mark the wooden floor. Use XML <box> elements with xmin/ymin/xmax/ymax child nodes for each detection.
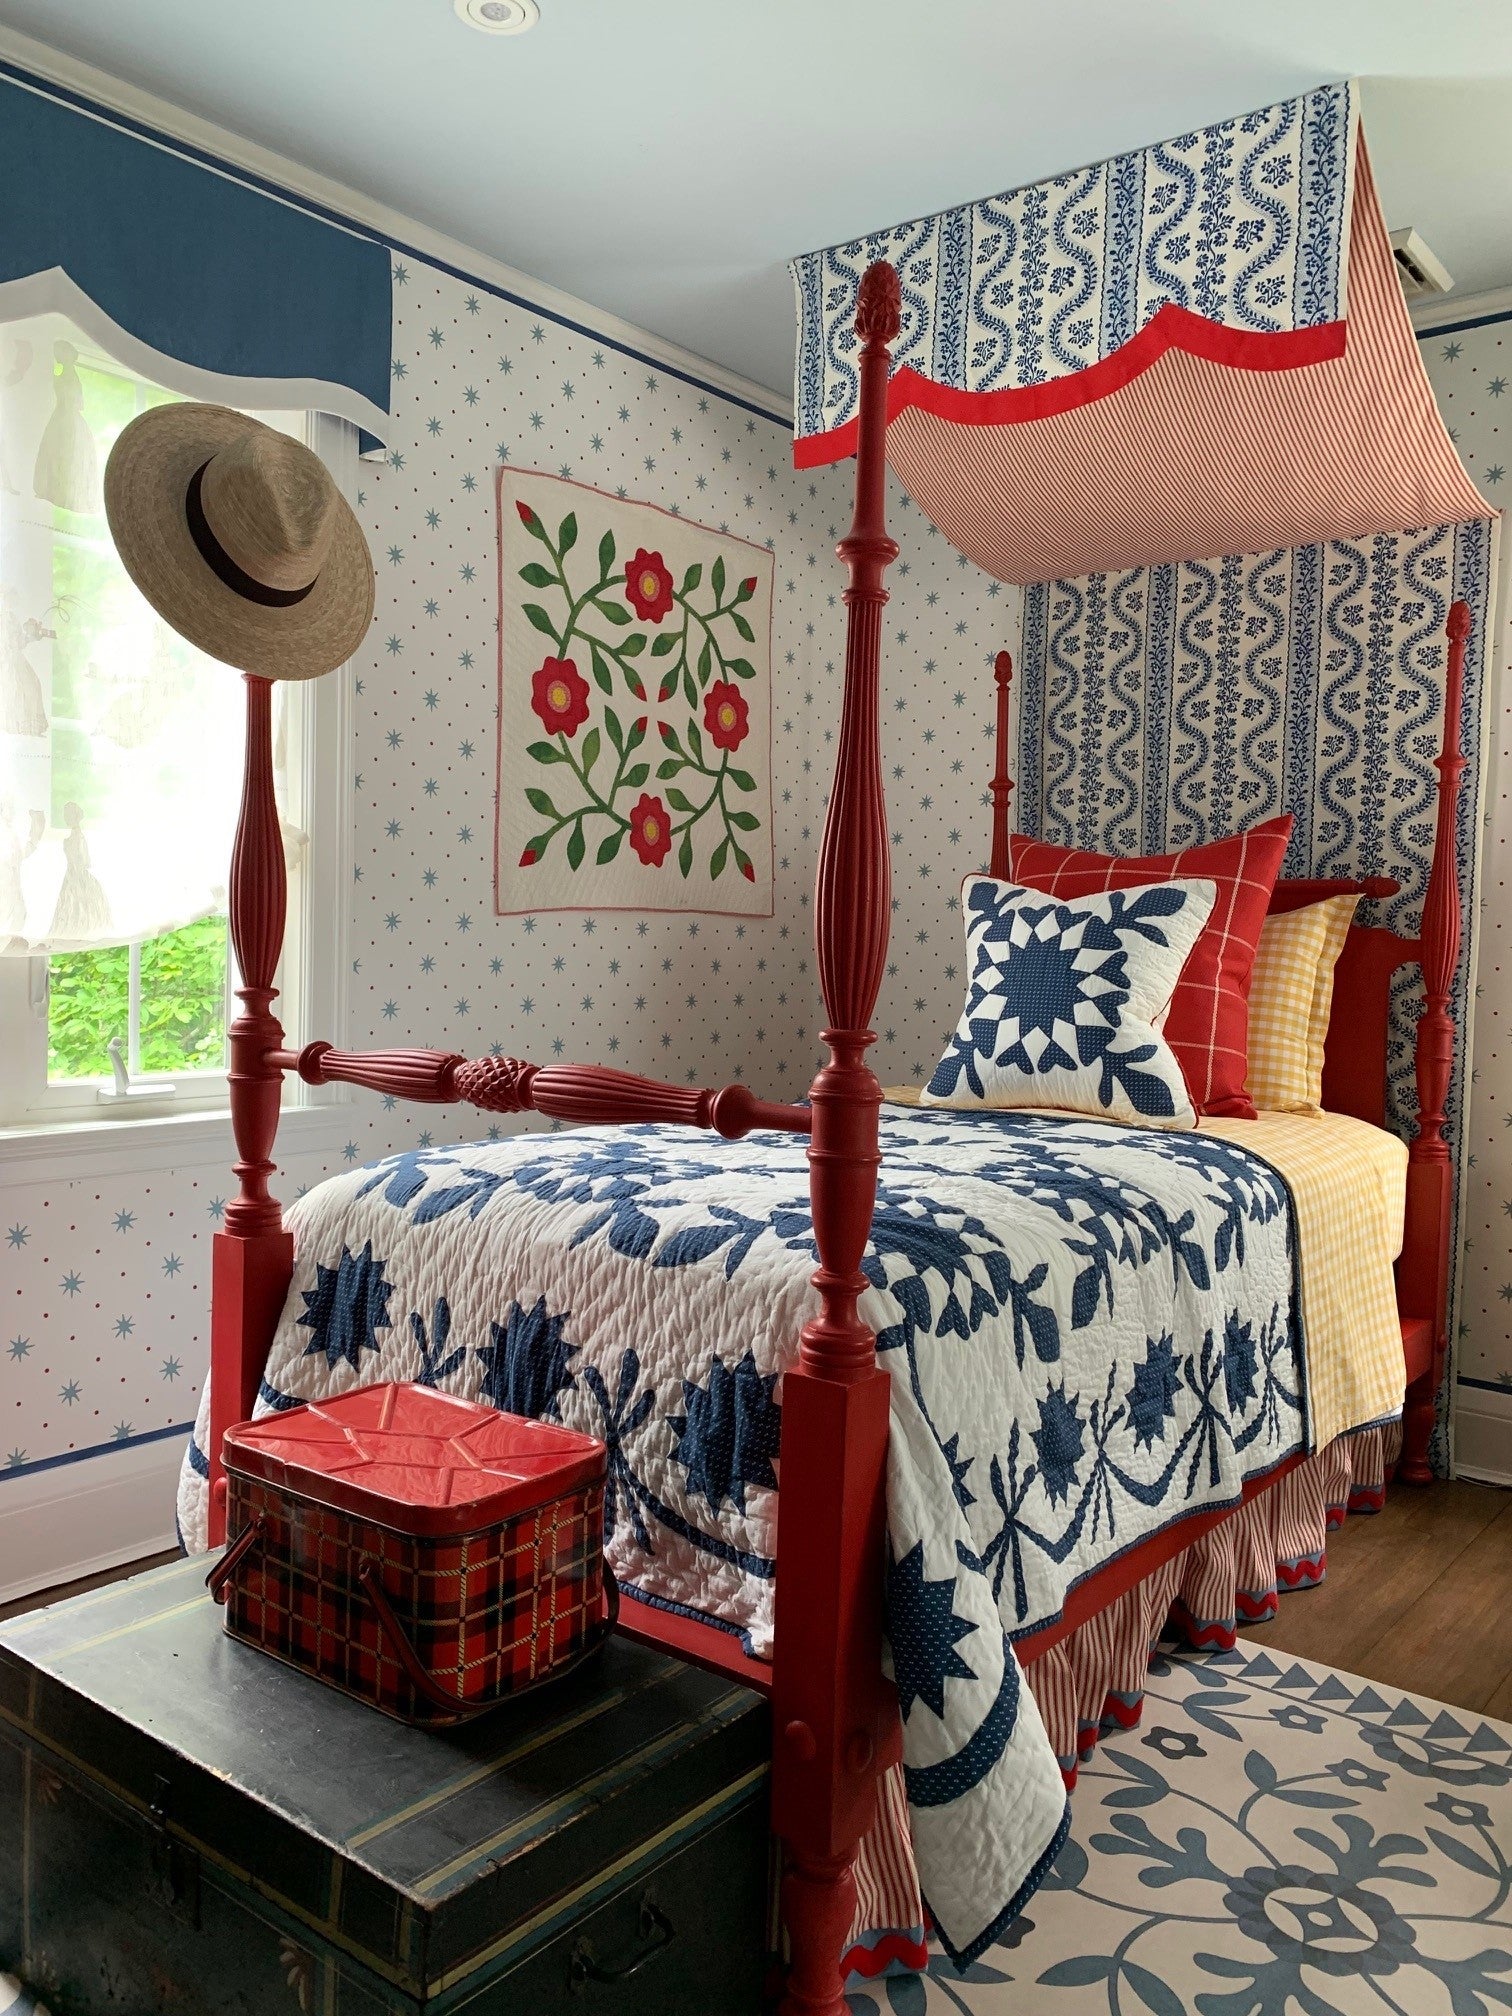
<box><xmin>1237</xmin><ymin>1477</ymin><xmax>1512</xmax><ymax>1717</ymax></box>
<box><xmin>0</xmin><ymin>1549</ymin><xmax>180</xmax><ymax>1627</ymax></box>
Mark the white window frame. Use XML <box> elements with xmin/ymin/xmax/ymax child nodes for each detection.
<box><xmin>0</xmin><ymin>401</ymin><xmax>355</xmax><ymax>1153</ymax></box>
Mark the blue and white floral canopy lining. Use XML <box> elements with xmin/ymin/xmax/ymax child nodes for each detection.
<box><xmin>791</xmin><ymin>82</ymin><xmax>1488</xmax><ymax>582</ymax></box>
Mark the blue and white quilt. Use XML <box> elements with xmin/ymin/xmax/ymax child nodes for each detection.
<box><xmin>180</xmin><ymin>1105</ymin><xmax>1306</xmax><ymax>1963</ymax></box>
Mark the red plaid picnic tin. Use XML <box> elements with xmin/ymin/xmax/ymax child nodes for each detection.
<box><xmin>208</xmin><ymin>1383</ymin><xmax>615</xmax><ymax>1725</ymax></box>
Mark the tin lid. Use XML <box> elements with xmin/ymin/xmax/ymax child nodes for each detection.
<box><xmin>222</xmin><ymin>1383</ymin><xmax>607</xmax><ymax>1538</ymax></box>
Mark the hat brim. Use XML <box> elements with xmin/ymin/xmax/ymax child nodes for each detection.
<box><xmin>104</xmin><ymin>404</ymin><xmax>374</xmax><ymax>681</ymax></box>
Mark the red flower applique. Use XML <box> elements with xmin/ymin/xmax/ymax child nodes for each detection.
<box><xmin>628</xmin><ymin>792</ymin><xmax>673</xmax><ymax>867</ymax></box>
<box><xmin>704</xmin><ymin>680</ymin><xmax>749</xmax><ymax>752</ymax></box>
<box><xmin>530</xmin><ymin>655</ymin><xmax>590</xmax><ymax>737</ymax></box>
<box><xmin>625</xmin><ymin>549</ymin><xmax>674</xmax><ymax>624</ymax></box>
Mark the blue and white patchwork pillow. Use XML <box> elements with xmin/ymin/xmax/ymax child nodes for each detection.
<box><xmin>923</xmin><ymin>874</ymin><xmax>1217</xmax><ymax>1127</ymax></box>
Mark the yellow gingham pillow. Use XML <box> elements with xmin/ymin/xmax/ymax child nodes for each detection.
<box><xmin>1246</xmin><ymin>894</ymin><xmax>1358</xmax><ymax>1113</ymax></box>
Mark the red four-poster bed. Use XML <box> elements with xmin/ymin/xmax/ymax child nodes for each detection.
<box><xmin>197</xmin><ymin>252</ymin><xmax>1473</xmax><ymax>2013</ymax></box>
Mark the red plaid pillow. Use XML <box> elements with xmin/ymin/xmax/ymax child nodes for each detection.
<box><xmin>1006</xmin><ymin>816</ymin><xmax>1292</xmax><ymax>1119</ymax></box>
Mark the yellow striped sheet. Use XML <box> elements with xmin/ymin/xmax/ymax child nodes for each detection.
<box><xmin>1199</xmin><ymin>1108</ymin><xmax>1406</xmax><ymax>1450</ymax></box>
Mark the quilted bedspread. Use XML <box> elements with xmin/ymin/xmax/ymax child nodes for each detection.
<box><xmin>180</xmin><ymin>1106</ymin><xmax>1306</xmax><ymax>1962</ymax></box>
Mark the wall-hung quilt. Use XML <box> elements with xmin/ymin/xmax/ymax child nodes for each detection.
<box><xmin>494</xmin><ymin>470</ymin><xmax>775</xmax><ymax>917</ymax></box>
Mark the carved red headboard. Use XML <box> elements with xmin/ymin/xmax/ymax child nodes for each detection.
<box><xmin>987</xmin><ymin>610</ymin><xmax>1468</xmax><ymax>1145</ymax></box>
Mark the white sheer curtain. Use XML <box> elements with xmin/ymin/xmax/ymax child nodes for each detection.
<box><xmin>0</xmin><ymin>310</ymin><xmax>291</xmax><ymax>955</ymax></box>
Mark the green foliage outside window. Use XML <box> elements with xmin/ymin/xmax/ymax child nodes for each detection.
<box><xmin>48</xmin><ymin>915</ymin><xmax>228</xmax><ymax>1081</ymax></box>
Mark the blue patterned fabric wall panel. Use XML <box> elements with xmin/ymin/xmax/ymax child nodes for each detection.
<box><xmin>1014</xmin><ymin>519</ymin><xmax>1495</xmax><ymax>1467</ymax></box>
<box><xmin>792</xmin><ymin>83</ymin><xmax>1354</xmax><ymax>444</ymax></box>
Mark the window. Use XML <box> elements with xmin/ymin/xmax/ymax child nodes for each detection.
<box><xmin>0</xmin><ymin>314</ymin><xmax>349</xmax><ymax>1132</ymax></box>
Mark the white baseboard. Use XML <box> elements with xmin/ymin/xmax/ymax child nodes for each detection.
<box><xmin>0</xmin><ymin>1432</ymin><xmax>186</xmax><ymax>1606</ymax></box>
<box><xmin>1453</xmin><ymin>1401</ymin><xmax>1512</xmax><ymax>1489</ymax></box>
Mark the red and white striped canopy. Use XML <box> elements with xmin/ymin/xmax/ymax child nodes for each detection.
<box><xmin>790</xmin><ymin>88</ymin><xmax>1489</xmax><ymax>583</ymax></box>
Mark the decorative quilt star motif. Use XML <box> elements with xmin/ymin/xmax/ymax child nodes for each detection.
<box><xmin>666</xmin><ymin>1350</ymin><xmax>781</xmax><ymax>1513</ymax></box>
<box><xmin>297</xmin><ymin>1241</ymin><xmax>394</xmax><ymax>1370</ymax></box>
<box><xmin>474</xmin><ymin>1296</ymin><xmax>578</xmax><ymax>1419</ymax></box>
<box><xmin>887</xmin><ymin>1540</ymin><xmax>977</xmax><ymax>1722</ymax></box>
<box><xmin>1128</xmin><ymin>1334</ymin><xmax>1181</xmax><ymax>1449</ymax></box>
<box><xmin>1223</xmin><ymin>1311</ymin><xmax>1260</xmax><ymax>1412</ymax></box>
<box><xmin>1032</xmin><ymin>1383</ymin><xmax>1086</xmax><ymax>1506</ymax></box>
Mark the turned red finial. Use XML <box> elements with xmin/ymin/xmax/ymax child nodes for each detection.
<box><xmin>855</xmin><ymin>261</ymin><xmax>901</xmax><ymax>347</ymax></box>
<box><xmin>995</xmin><ymin>650</ymin><xmax>1012</xmax><ymax>693</ymax></box>
<box><xmin>1447</xmin><ymin>598</ymin><xmax>1470</xmax><ymax>644</ymax></box>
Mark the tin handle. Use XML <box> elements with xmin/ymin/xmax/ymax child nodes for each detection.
<box><xmin>206</xmin><ymin>1515</ymin><xmax>264</xmax><ymax>1604</ymax></box>
<box><xmin>357</xmin><ymin>1554</ymin><xmax>619</xmax><ymax>1720</ymax></box>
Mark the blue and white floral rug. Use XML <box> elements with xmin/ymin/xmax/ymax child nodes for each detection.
<box><xmin>850</xmin><ymin>1642</ymin><xmax>1512</xmax><ymax>2016</ymax></box>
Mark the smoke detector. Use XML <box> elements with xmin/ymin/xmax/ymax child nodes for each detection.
<box><xmin>455</xmin><ymin>0</ymin><xmax>539</xmax><ymax>32</ymax></box>
<box><xmin>1389</xmin><ymin>228</ymin><xmax>1454</xmax><ymax>301</ymax></box>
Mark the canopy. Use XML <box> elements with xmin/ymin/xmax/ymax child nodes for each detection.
<box><xmin>790</xmin><ymin>83</ymin><xmax>1490</xmax><ymax>583</ymax></box>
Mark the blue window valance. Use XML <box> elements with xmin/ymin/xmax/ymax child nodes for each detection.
<box><xmin>0</xmin><ymin>65</ymin><xmax>392</xmax><ymax>443</ymax></box>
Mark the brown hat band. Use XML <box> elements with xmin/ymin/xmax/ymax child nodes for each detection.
<box><xmin>185</xmin><ymin>461</ymin><xmax>317</xmax><ymax>611</ymax></box>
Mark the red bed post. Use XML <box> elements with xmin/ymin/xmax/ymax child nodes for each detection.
<box><xmin>207</xmin><ymin>672</ymin><xmax>293</xmax><ymax>1544</ymax></box>
<box><xmin>1399</xmin><ymin>598</ymin><xmax>1470</xmax><ymax>1484</ymax></box>
<box><xmin>989</xmin><ymin>649</ymin><xmax>1013</xmax><ymax>879</ymax></box>
<box><xmin>771</xmin><ymin>260</ymin><xmax>901</xmax><ymax>2016</ymax></box>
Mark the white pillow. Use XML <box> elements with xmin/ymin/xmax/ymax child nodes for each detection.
<box><xmin>922</xmin><ymin>874</ymin><xmax>1217</xmax><ymax>1128</ymax></box>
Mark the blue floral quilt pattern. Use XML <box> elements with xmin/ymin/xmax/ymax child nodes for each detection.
<box><xmin>924</xmin><ymin>875</ymin><xmax>1212</xmax><ymax>1124</ymax></box>
<box><xmin>181</xmin><ymin>1106</ymin><xmax>1306</xmax><ymax>1962</ymax></box>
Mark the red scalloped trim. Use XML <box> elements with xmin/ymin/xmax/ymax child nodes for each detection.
<box><xmin>793</xmin><ymin>306</ymin><xmax>1348</xmax><ymax>468</ymax></box>
<box><xmin>843</xmin><ymin>1930</ymin><xmax>932</xmax><ymax>1981</ymax></box>
<box><xmin>1168</xmin><ymin>1597</ymin><xmax>1238</xmax><ymax>1651</ymax></box>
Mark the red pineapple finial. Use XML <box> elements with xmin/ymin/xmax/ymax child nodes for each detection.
<box><xmin>855</xmin><ymin>261</ymin><xmax>901</xmax><ymax>346</ymax></box>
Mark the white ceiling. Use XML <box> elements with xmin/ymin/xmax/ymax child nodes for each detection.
<box><xmin>4</xmin><ymin>0</ymin><xmax>1512</xmax><ymax>396</ymax></box>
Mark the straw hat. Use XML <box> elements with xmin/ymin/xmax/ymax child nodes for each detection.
<box><xmin>104</xmin><ymin>403</ymin><xmax>374</xmax><ymax>680</ymax></box>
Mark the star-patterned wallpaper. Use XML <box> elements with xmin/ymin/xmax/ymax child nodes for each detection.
<box><xmin>1</xmin><ymin>239</ymin><xmax>1016</xmax><ymax>1514</ymax></box>
<box><xmin>1419</xmin><ymin>311</ymin><xmax>1512</xmax><ymax>1471</ymax></box>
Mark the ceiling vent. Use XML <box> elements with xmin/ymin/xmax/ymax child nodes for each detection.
<box><xmin>455</xmin><ymin>0</ymin><xmax>539</xmax><ymax>32</ymax></box>
<box><xmin>1389</xmin><ymin>228</ymin><xmax>1453</xmax><ymax>301</ymax></box>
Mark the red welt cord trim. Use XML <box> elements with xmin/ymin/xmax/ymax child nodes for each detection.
<box><xmin>792</xmin><ymin>307</ymin><xmax>1349</xmax><ymax>468</ymax></box>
